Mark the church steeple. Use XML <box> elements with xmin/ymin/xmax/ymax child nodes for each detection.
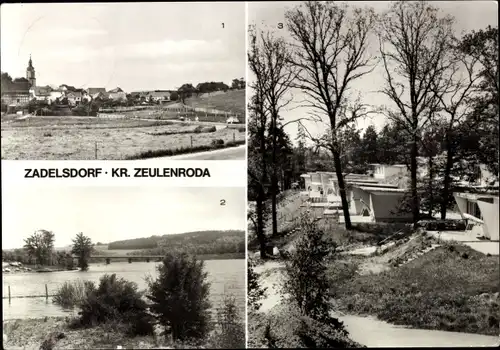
<box><xmin>26</xmin><ymin>54</ymin><xmax>36</xmax><ymax>88</ymax></box>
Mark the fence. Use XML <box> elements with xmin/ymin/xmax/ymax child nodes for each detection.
<box><xmin>3</xmin><ymin>284</ymin><xmax>54</xmax><ymax>302</ymax></box>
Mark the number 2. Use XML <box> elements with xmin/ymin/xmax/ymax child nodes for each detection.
<box><xmin>220</xmin><ymin>199</ymin><xmax>226</xmax><ymax>206</ymax></box>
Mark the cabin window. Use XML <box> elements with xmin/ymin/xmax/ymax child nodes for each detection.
<box><xmin>466</xmin><ymin>201</ymin><xmax>481</xmax><ymax>218</ymax></box>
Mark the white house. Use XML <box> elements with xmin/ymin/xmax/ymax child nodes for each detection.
<box><xmin>226</xmin><ymin>116</ymin><xmax>240</xmax><ymax>124</ymax></box>
<box><xmin>66</xmin><ymin>91</ymin><xmax>83</xmax><ymax>106</ymax></box>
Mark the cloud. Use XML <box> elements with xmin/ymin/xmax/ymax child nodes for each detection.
<box><xmin>118</xmin><ymin>39</ymin><xmax>228</xmax><ymax>60</ymax></box>
<box><xmin>42</xmin><ymin>27</ymin><xmax>108</xmax><ymax>39</ymax></box>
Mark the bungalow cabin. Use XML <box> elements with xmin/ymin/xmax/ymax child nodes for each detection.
<box><xmin>453</xmin><ymin>165</ymin><xmax>499</xmax><ymax>241</ymax></box>
<box><xmin>341</xmin><ymin>185</ymin><xmax>411</xmax><ymax>223</ymax></box>
<box><xmin>369</xmin><ymin>164</ymin><xmax>407</xmax><ymax>181</ymax></box>
<box><xmin>453</xmin><ymin>191</ymin><xmax>499</xmax><ymax>241</ymax></box>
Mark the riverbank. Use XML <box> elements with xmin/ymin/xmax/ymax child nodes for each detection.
<box><xmin>3</xmin><ymin>317</ymin><xmax>175</xmax><ymax>349</ymax></box>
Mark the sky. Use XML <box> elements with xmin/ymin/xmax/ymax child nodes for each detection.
<box><xmin>1</xmin><ymin>186</ymin><xmax>246</xmax><ymax>249</ymax></box>
<box><xmin>248</xmin><ymin>1</ymin><xmax>498</xmax><ymax>144</ymax></box>
<box><xmin>0</xmin><ymin>2</ymin><xmax>245</xmax><ymax>92</ymax></box>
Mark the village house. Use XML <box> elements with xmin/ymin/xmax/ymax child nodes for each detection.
<box><xmin>84</xmin><ymin>88</ymin><xmax>108</xmax><ymax>100</ymax></box>
<box><xmin>65</xmin><ymin>90</ymin><xmax>83</xmax><ymax>106</ymax></box>
<box><xmin>145</xmin><ymin>90</ymin><xmax>171</xmax><ymax>103</ymax></box>
<box><xmin>29</xmin><ymin>85</ymin><xmax>52</xmax><ymax>102</ymax></box>
<box><xmin>1</xmin><ymin>77</ymin><xmax>31</xmax><ymax>107</ymax></box>
<box><xmin>108</xmin><ymin>87</ymin><xmax>126</xmax><ymax>101</ymax></box>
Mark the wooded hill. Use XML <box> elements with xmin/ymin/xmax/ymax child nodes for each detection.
<box><xmin>107</xmin><ymin>230</ymin><xmax>245</xmax><ymax>256</ymax></box>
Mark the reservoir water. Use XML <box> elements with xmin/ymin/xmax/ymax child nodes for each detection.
<box><xmin>2</xmin><ymin>259</ymin><xmax>244</xmax><ymax>320</ymax></box>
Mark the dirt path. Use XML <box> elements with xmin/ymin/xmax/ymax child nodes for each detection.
<box><xmin>254</xmin><ymin>260</ymin><xmax>500</xmax><ymax>347</ymax></box>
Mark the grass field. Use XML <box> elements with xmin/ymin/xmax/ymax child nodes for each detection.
<box><xmin>332</xmin><ymin>243</ymin><xmax>500</xmax><ymax>336</ymax></box>
<box><xmin>1</xmin><ymin>116</ymin><xmax>245</xmax><ymax>160</ymax></box>
<box><xmin>185</xmin><ymin>89</ymin><xmax>246</xmax><ymax>116</ymax></box>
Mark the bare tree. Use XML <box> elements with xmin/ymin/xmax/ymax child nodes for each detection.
<box><xmin>378</xmin><ymin>0</ymin><xmax>455</xmax><ymax>223</ymax></box>
<box><xmin>286</xmin><ymin>1</ymin><xmax>377</xmax><ymax>229</ymax></box>
<box><xmin>248</xmin><ymin>26</ymin><xmax>298</xmax><ymax>239</ymax></box>
<box><xmin>431</xmin><ymin>41</ymin><xmax>481</xmax><ymax>219</ymax></box>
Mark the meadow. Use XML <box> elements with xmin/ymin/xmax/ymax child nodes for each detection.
<box><xmin>1</xmin><ymin>116</ymin><xmax>245</xmax><ymax>160</ymax></box>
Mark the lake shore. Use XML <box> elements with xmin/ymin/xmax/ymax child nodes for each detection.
<box><xmin>3</xmin><ymin>317</ymin><xmax>173</xmax><ymax>349</ymax></box>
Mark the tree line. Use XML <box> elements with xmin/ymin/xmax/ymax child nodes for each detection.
<box><xmin>2</xmin><ymin>230</ymin><xmax>94</xmax><ymax>271</ymax></box>
<box><xmin>107</xmin><ymin>230</ymin><xmax>245</xmax><ymax>256</ymax></box>
<box><xmin>248</xmin><ymin>1</ymin><xmax>498</xmax><ymax>258</ymax></box>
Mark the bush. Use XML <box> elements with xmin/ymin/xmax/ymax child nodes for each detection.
<box><xmin>211</xmin><ymin>139</ymin><xmax>224</xmax><ymax>146</ymax></box>
<box><xmin>416</xmin><ymin>219</ymin><xmax>467</xmax><ymax>231</ymax></box>
<box><xmin>283</xmin><ymin>213</ymin><xmax>337</xmax><ymax>322</ymax></box>
<box><xmin>77</xmin><ymin>274</ymin><xmax>154</xmax><ymax>336</ymax></box>
<box><xmin>248</xmin><ymin>304</ymin><xmax>362</xmax><ymax>348</ymax></box>
<box><xmin>248</xmin><ymin>258</ymin><xmax>267</xmax><ymax>311</ymax></box>
<box><xmin>209</xmin><ymin>293</ymin><xmax>245</xmax><ymax>349</ymax></box>
<box><xmin>146</xmin><ymin>252</ymin><xmax>212</xmax><ymax>342</ymax></box>
<box><xmin>53</xmin><ymin>280</ymin><xmax>95</xmax><ymax>309</ymax></box>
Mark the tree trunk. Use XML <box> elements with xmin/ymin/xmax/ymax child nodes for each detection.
<box><xmin>333</xmin><ymin>150</ymin><xmax>352</xmax><ymax>230</ymax></box>
<box><xmin>271</xmin><ymin>121</ymin><xmax>278</xmax><ymax>237</ymax></box>
<box><xmin>410</xmin><ymin>134</ymin><xmax>420</xmax><ymax>223</ymax></box>
<box><xmin>256</xmin><ymin>191</ymin><xmax>267</xmax><ymax>259</ymax></box>
<box><xmin>440</xmin><ymin>140</ymin><xmax>454</xmax><ymax>220</ymax></box>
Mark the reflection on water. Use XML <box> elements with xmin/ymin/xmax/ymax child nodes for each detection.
<box><xmin>2</xmin><ymin>260</ymin><xmax>244</xmax><ymax>320</ymax></box>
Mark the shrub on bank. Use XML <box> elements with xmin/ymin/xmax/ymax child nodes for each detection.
<box><xmin>125</xmin><ymin>139</ymin><xmax>245</xmax><ymax>160</ymax></box>
<box><xmin>248</xmin><ymin>304</ymin><xmax>363</xmax><ymax>348</ymax></box>
<box><xmin>75</xmin><ymin>274</ymin><xmax>154</xmax><ymax>336</ymax></box>
<box><xmin>208</xmin><ymin>294</ymin><xmax>245</xmax><ymax>349</ymax></box>
<box><xmin>53</xmin><ymin>280</ymin><xmax>95</xmax><ymax>309</ymax></box>
<box><xmin>248</xmin><ymin>258</ymin><xmax>267</xmax><ymax>312</ymax></box>
<box><xmin>146</xmin><ymin>252</ymin><xmax>212</xmax><ymax>342</ymax></box>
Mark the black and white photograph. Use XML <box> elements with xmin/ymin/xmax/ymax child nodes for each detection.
<box><xmin>2</xmin><ymin>185</ymin><xmax>246</xmax><ymax>349</ymax></box>
<box><xmin>1</xmin><ymin>2</ymin><xmax>246</xmax><ymax>161</ymax></box>
<box><xmin>247</xmin><ymin>1</ymin><xmax>498</xmax><ymax>348</ymax></box>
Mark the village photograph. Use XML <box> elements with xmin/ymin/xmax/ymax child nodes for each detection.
<box><xmin>1</xmin><ymin>2</ymin><xmax>245</xmax><ymax>160</ymax></box>
<box><xmin>2</xmin><ymin>185</ymin><xmax>246</xmax><ymax>349</ymax></box>
<box><xmin>247</xmin><ymin>1</ymin><xmax>499</xmax><ymax>348</ymax></box>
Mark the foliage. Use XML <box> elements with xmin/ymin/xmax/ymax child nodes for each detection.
<box><xmin>108</xmin><ymin>230</ymin><xmax>245</xmax><ymax>256</ymax></box>
<box><xmin>146</xmin><ymin>252</ymin><xmax>212</xmax><ymax>342</ymax></box>
<box><xmin>248</xmin><ymin>304</ymin><xmax>360</xmax><ymax>348</ymax></box>
<box><xmin>210</xmin><ymin>293</ymin><xmax>245</xmax><ymax>349</ymax></box>
<box><xmin>247</xmin><ymin>258</ymin><xmax>267</xmax><ymax>311</ymax></box>
<box><xmin>76</xmin><ymin>274</ymin><xmax>154</xmax><ymax>336</ymax></box>
<box><xmin>71</xmin><ymin>232</ymin><xmax>93</xmax><ymax>271</ymax></box>
<box><xmin>283</xmin><ymin>214</ymin><xmax>337</xmax><ymax>322</ymax></box>
<box><xmin>52</xmin><ymin>280</ymin><xmax>95</xmax><ymax>309</ymax></box>
<box><xmin>195</xmin><ymin>81</ymin><xmax>230</xmax><ymax>94</ymax></box>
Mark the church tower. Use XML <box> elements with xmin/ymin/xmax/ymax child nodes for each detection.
<box><xmin>26</xmin><ymin>55</ymin><xmax>36</xmax><ymax>88</ymax></box>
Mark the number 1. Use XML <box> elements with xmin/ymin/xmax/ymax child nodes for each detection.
<box><xmin>222</xmin><ymin>23</ymin><xmax>225</xmax><ymax>28</ymax></box>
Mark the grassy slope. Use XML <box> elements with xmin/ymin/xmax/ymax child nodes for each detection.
<box><xmin>184</xmin><ymin>90</ymin><xmax>245</xmax><ymax>116</ymax></box>
<box><xmin>332</xmin><ymin>243</ymin><xmax>500</xmax><ymax>336</ymax></box>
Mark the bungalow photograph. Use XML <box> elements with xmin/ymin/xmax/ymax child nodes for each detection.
<box><xmin>247</xmin><ymin>1</ymin><xmax>499</xmax><ymax>349</ymax></box>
